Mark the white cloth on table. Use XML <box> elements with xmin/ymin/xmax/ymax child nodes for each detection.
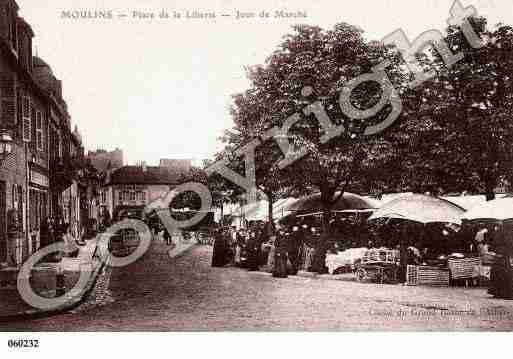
<box><xmin>325</xmin><ymin>247</ymin><xmax>368</xmax><ymax>274</ymax></box>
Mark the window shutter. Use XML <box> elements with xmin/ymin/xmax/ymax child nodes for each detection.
<box><xmin>0</xmin><ymin>72</ymin><xmax>16</xmax><ymax>130</ymax></box>
<box><xmin>43</xmin><ymin>113</ymin><xmax>48</xmax><ymax>152</ymax></box>
<box><xmin>30</xmin><ymin>106</ymin><xmax>36</xmax><ymax>150</ymax></box>
<box><xmin>36</xmin><ymin>111</ymin><xmax>43</xmax><ymax>151</ymax></box>
<box><xmin>22</xmin><ymin>96</ymin><xmax>31</xmax><ymax>142</ymax></box>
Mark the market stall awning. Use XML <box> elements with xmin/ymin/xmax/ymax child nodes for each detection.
<box><xmin>368</xmin><ymin>194</ymin><xmax>465</xmax><ymax>225</ymax></box>
<box><xmin>239</xmin><ymin>200</ymin><xmax>269</xmax><ymax>221</ymax></box>
<box><xmin>332</xmin><ymin>209</ymin><xmax>376</xmax><ymax>213</ymax></box>
<box><xmin>274</xmin><ymin>197</ymin><xmax>298</xmax><ymax>213</ymax></box>
<box><xmin>461</xmin><ymin>197</ymin><xmax>513</xmax><ymax>222</ymax></box>
<box><xmin>285</xmin><ymin>192</ymin><xmax>382</xmax><ymax>212</ymax></box>
<box><xmin>442</xmin><ymin>194</ymin><xmax>509</xmax><ymax>211</ymax></box>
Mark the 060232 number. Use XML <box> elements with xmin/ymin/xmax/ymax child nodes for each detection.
<box><xmin>7</xmin><ymin>339</ymin><xmax>39</xmax><ymax>348</ymax></box>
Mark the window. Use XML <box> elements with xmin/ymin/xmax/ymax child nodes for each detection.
<box><xmin>118</xmin><ymin>190</ymin><xmax>125</xmax><ymax>204</ymax></box>
<box><xmin>22</xmin><ymin>96</ymin><xmax>31</xmax><ymax>142</ymax></box>
<box><xmin>129</xmin><ymin>191</ymin><xmax>136</xmax><ymax>201</ymax></box>
<box><xmin>36</xmin><ymin>111</ymin><xmax>43</xmax><ymax>151</ymax></box>
<box><xmin>136</xmin><ymin>191</ymin><xmax>146</xmax><ymax>202</ymax></box>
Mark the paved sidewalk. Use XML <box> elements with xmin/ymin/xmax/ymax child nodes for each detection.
<box><xmin>0</xmin><ymin>237</ymin><xmax>102</xmax><ymax>319</ymax></box>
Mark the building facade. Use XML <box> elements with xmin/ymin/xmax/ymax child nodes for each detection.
<box><xmin>0</xmin><ymin>0</ymin><xmax>84</xmax><ymax>268</ymax></box>
<box><xmin>88</xmin><ymin>148</ymin><xmax>124</xmax><ymax>173</ymax></box>
<box><xmin>101</xmin><ymin>162</ymin><xmax>190</xmax><ymax>220</ymax></box>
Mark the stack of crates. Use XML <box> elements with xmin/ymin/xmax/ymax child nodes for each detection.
<box><xmin>406</xmin><ymin>265</ymin><xmax>450</xmax><ymax>286</ymax></box>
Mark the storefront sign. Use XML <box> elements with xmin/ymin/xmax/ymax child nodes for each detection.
<box><xmin>30</xmin><ymin>169</ymin><xmax>49</xmax><ymax>188</ymax></box>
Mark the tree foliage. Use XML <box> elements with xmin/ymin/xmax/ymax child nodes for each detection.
<box><xmin>399</xmin><ymin>18</ymin><xmax>513</xmax><ymax>198</ymax></box>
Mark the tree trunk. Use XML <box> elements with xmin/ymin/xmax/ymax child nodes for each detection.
<box><xmin>312</xmin><ymin>202</ymin><xmax>332</xmax><ymax>274</ymax></box>
<box><xmin>267</xmin><ymin>193</ymin><xmax>274</xmax><ymax>226</ymax></box>
<box><xmin>485</xmin><ymin>178</ymin><xmax>496</xmax><ymax>201</ymax></box>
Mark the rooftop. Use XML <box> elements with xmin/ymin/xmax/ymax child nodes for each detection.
<box><xmin>106</xmin><ymin>165</ymin><xmax>188</xmax><ymax>186</ymax></box>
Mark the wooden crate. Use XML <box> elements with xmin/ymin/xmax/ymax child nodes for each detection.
<box><xmin>407</xmin><ymin>265</ymin><xmax>450</xmax><ymax>286</ymax></box>
<box><xmin>448</xmin><ymin>258</ymin><xmax>481</xmax><ymax>280</ymax></box>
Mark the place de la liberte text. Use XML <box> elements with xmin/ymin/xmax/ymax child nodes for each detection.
<box><xmin>59</xmin><ymin>9</ymin><xmax>308</xmax><ymax>20</ymax></box>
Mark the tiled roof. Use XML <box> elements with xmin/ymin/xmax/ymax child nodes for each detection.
<box><xmin>107</xmin><ymin>166</ymin><xmax>186</xmax><ymax>186</ymax></box>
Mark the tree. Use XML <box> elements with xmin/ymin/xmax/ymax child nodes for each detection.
<box><xmin>228</xmin><ymin>23</ymin><xmax>406</xmax><ymax>272</ymax></box>
<box><xmin>228</xmin><ymin>90</ymin><xmax>300</xmax><ymax>224</ymax></box>
<box><xmin>172</xmin><ymin>162</ymin><xmax>243</xmax><ymax>226</ymax></box>
<box><xmin>400</xmin><ymin>17</ymin><xmax>513</xmax><ymax>200</ymax></box>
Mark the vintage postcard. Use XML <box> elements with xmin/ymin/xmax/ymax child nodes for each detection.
<box><xmin>1</xmin><ymin>0</ymin><xmax>513</xmax><ymax>352</ymax></box>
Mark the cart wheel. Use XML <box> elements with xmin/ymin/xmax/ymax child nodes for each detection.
<box><xmin>356</xmin><ymin>268</ymin><xmax>366</xmax><ymax>282</ymax></box>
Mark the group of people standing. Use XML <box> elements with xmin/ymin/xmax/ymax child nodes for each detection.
<box><xmin>211</xmin><ymin>222</ymin><xmax>311</xmax><ymax>278</ymax></box>
<box><xmin>39</xmin><ymin>215</ymin><xmax>81</xmax><ymax>261</ymax></box>
<box><xmin>211</xmin><ymin>225</ymin><xmax>267</xmax><ymax>269</ymax></box>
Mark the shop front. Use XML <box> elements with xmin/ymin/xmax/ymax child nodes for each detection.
<box><xmin>28</xmin><ymin>166</ymin><xmax>49</xmax><ymax>255</ymax></box>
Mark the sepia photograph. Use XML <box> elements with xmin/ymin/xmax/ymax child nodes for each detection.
<box><xmin>1</xmin><ymin>0</ymin><xmax>513</xmax><ymax>353</ymax></box>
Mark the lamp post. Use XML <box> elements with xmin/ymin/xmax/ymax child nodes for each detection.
<box><xmin>0</xmin><ymin>130</ymin><xmax>13</xmax><ymax>162</ymax></box>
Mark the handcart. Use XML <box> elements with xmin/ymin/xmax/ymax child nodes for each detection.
<box><xmin>354</xmin><ymin>248</ymin><xmax>400</xmax><ymax>284</ymax></box>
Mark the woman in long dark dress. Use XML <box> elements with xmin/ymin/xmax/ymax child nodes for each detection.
<box><xmin>489</xmin><ymin>255</ymin><xmax>513</xmax><ymax>298</ymax></box>
<box><xmin>257</xmin><ymin>223</ymin><xmax>271</xmax><ymax>266</ymax></box>
<box><xmin>273</xmin><ymin>230</ymin><xmax>288</xmax><ymax>278</ymax></box>
<box><xmin>488</xmin><ymin>226</ymin><xmax>513</xmax><ymax>299</ymax></box>
<box><xmin>287</xmin><ymin>226</ymin><xmax>303</xmax><ymax>275</ymax></box>
<box><xmin>246</xmin><ymin>231</ymin><xmax>260</xmax><ymax>271</ymax></box>
<box><xmin>212</xmin><ymin>229</ymin><xmax>229</xmax><ymax>267</ymax></box>
<box><xmin>163</xmin><ymin>227</ymin><xmax>172</xmax><ymax>245</ymax></box>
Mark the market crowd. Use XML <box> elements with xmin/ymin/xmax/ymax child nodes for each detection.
<box><xmin>211</xmin><ymin>221</ymin><xmax>323</xmax><ymax>278</ymax></box>
<box><xmin>209</xmin><ymin>217</ymin><xmax>513</xmax><ymax>300</ymax></box>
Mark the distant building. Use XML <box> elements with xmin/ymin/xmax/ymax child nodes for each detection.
<box><xmin>101</xmin><ymin>163</ymin><xmax>190</xmax><ymax>219</ymax></box>
<box><xmin>87</xmin><ymin>148</ymin><xmax>123</xmax><ymax>172</ymax></box>
<box><xmin>159</xmin><ymin>158</ymin><xmax>192</xmax><ymax>174</ymax></box>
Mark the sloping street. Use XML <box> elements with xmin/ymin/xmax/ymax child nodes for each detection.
<box><xmin>3</xmin><ymin>242</ymin><xmax>513</xmax><ymax>331</ymax></box>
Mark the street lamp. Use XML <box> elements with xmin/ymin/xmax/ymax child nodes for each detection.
<box><xmin>0</xmin><ymin>130</ymin><xmax>13</xmax><ymax>161</ymax></box>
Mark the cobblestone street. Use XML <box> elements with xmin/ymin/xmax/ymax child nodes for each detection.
<box><xmin>3</xmin><ymin>242</ymin><xmax>513</xmax><ymax>331</ymax></box>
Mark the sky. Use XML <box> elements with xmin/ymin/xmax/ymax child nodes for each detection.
<box><xmin>16</xmin><ymin>0</ymin><xmax>513</xmax><ymax>165</ymax></box>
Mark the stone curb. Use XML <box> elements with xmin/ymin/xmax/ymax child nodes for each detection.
<box><xmin>0</xmin><ymin>255</ymin><xmax>105</xmax><ymax>324</ymax></box>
